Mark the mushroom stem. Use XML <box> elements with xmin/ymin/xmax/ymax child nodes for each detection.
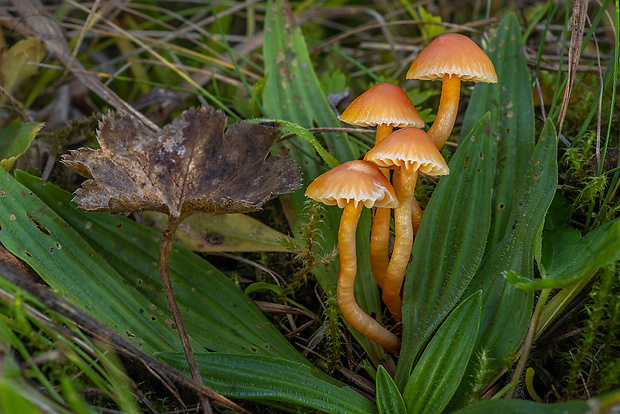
<box><xmin>338</xmin><ymin>202</ymin><xmax>402</xmax><ymax>353</ymax></box>
<box><xmin>412</xmin><ymin>196</ymin><xmax>424</xmax><ymax>235</ymax></box>
<box><xmin>383</xmin><ymin>168</ymin><xmax>418</xmax><ymax>322</ymax></box>
<box><xmin>369</xmin><ymin>125</ymin><xmax>394</xmax><ymax>287</ymax></box>
<box><xmin>369</xmin><ymin>207</ymin><xmax>391</xmax><ymax>288</ymax></box>
<box><xmin>427</xmin><ymin>74</ymin><xmax>461</xmax><ymax>149</ymax></box>
<box><xmin>375</xmin><ymin>124</ymin><xmax>394</xmax><ymax>144</ymax></box>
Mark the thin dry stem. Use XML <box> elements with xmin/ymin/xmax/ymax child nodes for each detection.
<box><xmin>159</xmin><ymin>215</ymin><xmax>211</xmax><ymax>413</ymax></box>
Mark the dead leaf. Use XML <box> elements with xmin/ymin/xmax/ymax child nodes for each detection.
<box><xmin>1</xmin><ymin>37</ymin><xmax>45</xmax><ymax>93</ymax></box>
<box><xmin>62</xmin><ymin>106</ymin><xmax>301</xmax><ymax>218</ymax></box>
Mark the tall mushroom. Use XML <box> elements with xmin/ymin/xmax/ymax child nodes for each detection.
<box><xmin>365</xmin><ymin>127</ymin><xmax>449</xmax><ymax>322</ymax></box>
<box><xmin>339</xmin><ymin>82</ymin><xmax>424</xmax><ymax>288</ymax></box>
<box><xmin>407</xmin><ymin>33</ymin><xmax>497</xmax><ymax>149</ymax></box>
<box><xmin>305</xmin><ymin>160</ymin><xmax>401</xmax><ymax>353</ymax></box>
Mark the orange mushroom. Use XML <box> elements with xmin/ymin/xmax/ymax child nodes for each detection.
<box><xmin>365</xmin><ymin>128</ymin><xmax>449</xmax><ymax>322</ymax></box>
<box><xmin>339</xmin><ymin>82</ymin><xmax>424</xmax><ymax>288</ymax></box>
<box><xmin>340</xmin><ymin>82</ymin><xmax>424</xmax><ymax>144</ymax></box>
<box><xmin>407</xmin><ymin>33</ymin><xmax>497</xmax><ymax>149</ymax></box>
<box><xmin>305</xmin><ymin>160</ymin><xmax>401</xmax><ymax>353</ymax></box>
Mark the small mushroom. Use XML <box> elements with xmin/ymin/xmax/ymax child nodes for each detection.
<box><xmin>305</xmin><ymin>160</ymin><xmax>401</xmax><ymax>353</ymax></box>
<box><xmin>339</xmin><ymin>82</ymin><xmax>424</xmax><ymax>288</ymax></box>
<box><xmin>407</xmin><ymin>33</ymin><xmax>497</xmax><ymax>149</ymax></box>
<box><xmin>365</xmin><ymin>127</ymin><xmax>449</xmax><ymax>322</ymax></box>
<box><xmin>339</xmin><ymin>82</ymin><xmax>424</xmax><ymax>144</ymax></box>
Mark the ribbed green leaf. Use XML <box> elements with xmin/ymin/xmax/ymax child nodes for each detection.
<box><xmin>0</xmin><ymin>168</ymin><xmax>180</xmax><ymax>354</ymax></box>
<box><xmin>376</xmin><ymin>366</ymin><xmax>406</xmax><ymax>414</ymax></box>
<box><xmin>395</xmin><ymin>115</ymin><xmax>495</xmax><ymax>387</ymax></box>
<box><xmin>452</xmin><ymin>399</ymin><xmax>590</xmax><ymax>414</ymax></box>
<box><xmin>506</xmin><ymin>219</ymin><xmax>620</xmax><ymax>290</ymax></box>
<box><xmin>463</xmin><ymin>120</ymin><xmax>557</xmax><ymax>369</ymax></box>
<box><xmin>262</xmin><ymin>0</ymin><xmax>388</xmax><ymax>363</ymax></box>
<box><xmin>461</xmin><ymin>13</ymin><xmax>536</xmax><ymax>250</ymax></box>
<box><xmin>159</xmin><ymin>353</ymin><xmax>377</xmax><ymax>414</ymax></box>
<box><xmin>403</xmin><ymin>292</ymin><xmax>481</xmax><ymax>414</ymax></box>
<box><xmin>444</xmin><ymin>15</ymin><xmax>554</xmax><ymax>410</ymax></box>
<box><xmin>15</xmin><ymin>171</ymin><xmax>311</xmax><ymax>365</ymax></box>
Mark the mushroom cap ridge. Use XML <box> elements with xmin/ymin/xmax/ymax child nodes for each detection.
<box><xmin>305</xmin><ymin>160</ymin><xmax>399</xmax><ymax>209</ymax></box>
<box><xmin>407</xmin><ymin>33</ymin><xmax>497</xmax><ymax>83</ymax></box>
<box><xmin>340</xmin><ymin>82</ymin><xmax>424</xmax><ymax>128</ymax></box>
<box><xmin>364</xmin><ymin>127</ymin><xmax>450</xmax><ymax>176</ymax></box>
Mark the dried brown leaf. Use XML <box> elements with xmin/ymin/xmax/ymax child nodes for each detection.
<box><xmin>62</xmin><ymin>106</ymin><xmax>300</xmax><ymax>218</ymax></box>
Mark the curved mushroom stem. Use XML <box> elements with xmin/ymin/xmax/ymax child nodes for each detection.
<box><xmin>383</xmin><ymin>168</ymin><xmax>418</xmax><ymax>322</ymax></box>
<box><xmin>369</xmin><ymin>207</ymin><xmax>391</xmax><ymax>288</ymax></box>
<box><xmin>427</xmin><ymin>74</ymin><xmax>461</xmax><ymax>149</ymax></box>
<box><xmin>412</xmin><ymin>196</ymin><xmax>424</xmax><ymax>236</ymax></box>
<box><xmin>369</xmin><ymin>124</ymin><xmax>394</xmax><ymax>287</ymax></box>
<box><xmin>338</xmin><ymin>202</ymin><xmax>402</xmax><ymax>354</ymax></box>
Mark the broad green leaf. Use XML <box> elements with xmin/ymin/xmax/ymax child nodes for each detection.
<box><xmin>144</xmin><ymin>211</ymin><xmax>291</xmax><ymax>252</ymax></box>
<box><xmin>159</xmin><ymin>353</ymin><xmax>377</xmax><ymax>414</ymax></box>
<box><xmin>444</xmin><ymin>16</ymin><xmax>553</xmax><ymax>409</ymax></box>
<box><xmin>262</xmin><ymin>0</ymin><xmax>388</xmax><ymax>364</ymax></box>
<box><xmin>452</xmin><ymin>399</ymin><xmax>590</xmax><ymax>414</ymax></box>
<box><xmin>463</xmin><ymin>120</ymin><xmax>557</xmax><ymax>372</ymax></box>
<box><xmin>15</xmin><ymin>171</ymin><xmax>313</xmax><ymax>366</ymax></box>
<box><xmin>403</xmin><ymin>292</ymin><xmax>481</xmax><ymax>414</ymax></box>
<box><xmin>461</xmin><ymin>13</ymin><xmax>536</xmax><ymax>251</ymax></box>
<box><xmin>0</xmin><ymin>168</ymin><xmax>182</xmax><ymax>354</ymax></box>
<box><xmin>505</xmin><ymin>220</ymin><xmax>620</xmax><ymax>290</ymax></box>
<box><xmin>0</xmin><ymin>120</ymin><xmax>42</xmax><ymax>171</ymax></box>
<box><xmin>396</xmin><ymin>115</ymin><xmax>495</xmax><ymax>387</ymax></box>
<box><xmin>376</xmin><ymin>366</ymin><xmax>406</xmax><ymax>414</ymax></box>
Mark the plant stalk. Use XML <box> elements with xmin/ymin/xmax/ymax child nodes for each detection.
<box><xmin>160</xmin><ymin>215</ymin><xmax>211</xmax><ymax>413</ymax></box>
<box><xmin>505</xmin><ymin>288</ymin><xmax>551</xmax><ymax>399</ymax></box>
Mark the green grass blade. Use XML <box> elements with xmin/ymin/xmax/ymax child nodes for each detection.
<box><xmin>403</xmin><ymin>292</ymin><xmax>481</xmax><ymax>414</ymax></box>
<box><xmin>395</xmin><ymin>115</ymin><xmax>495</xmax><ymax>387</ymax></box>
<box><xmin>15</xmin><ymin>171</ymin><xmax>312</xmax><ymax>365</ymax></box>
<box><xmin>159</xmin><ymin>353</ymin><xmax>377</xmax><ymax>414</ymax></box>
<box><xmin>0</xmin><ymin>168</ymin><xmax>181</xmax><ymax>354</ymax></box>
<box><xmin>249</xmin><ymin>118</ymin><xmax>340</xmax><ymax>168</ymax></box>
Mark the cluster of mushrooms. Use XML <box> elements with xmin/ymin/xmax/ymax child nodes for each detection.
<box><xmin>305</xmin><ymin>34</ymin><xmax>497</xmax><ymax>354</ymax></box>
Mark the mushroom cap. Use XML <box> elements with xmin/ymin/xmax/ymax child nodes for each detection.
<box><xmin>339</xmin><ymin>82</ymin><xmax>425</xmax><ymax>128</ymax></box>
<box><xmin>406</xmin><ymin>33</ymin><xmax>497</xmax><ymax>83</ymax></box>
<box><xmin>305</xmin><ymin>160</ymin><xmax>399</xmax><ymax>209</ymax></box>
<box><xmin>364</xmin><ymin>127</ymin><xmax>450</xmax><ymax>176</ymax></box>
